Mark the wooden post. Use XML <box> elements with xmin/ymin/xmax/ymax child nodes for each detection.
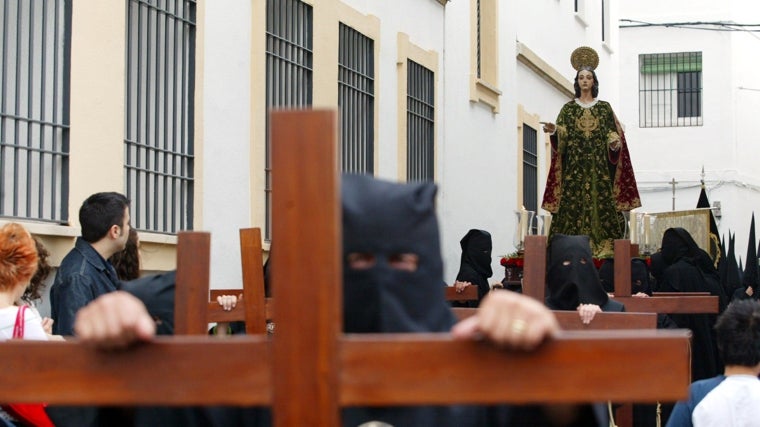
<box><xmin>270</xmin><ymin>109</ymin><xmax>341</xmax><ymax>426</ymax></box>
<box><xmin>239</xmin><ymin>228</ymin><xmax>268</xmax><ymax>334</ymax></box>
<box><xmin>174</xmin><ymin>232</ymin><xmax>212</xmax><ymax>335</ymax></box>
<box><xmin>613</xmin><ymin>239</ymin><xmax>632</xmax><ymax>297</ymax></box>
<box><xmin>523</xmin><ymin>235</ymin><xmax>547</xmax><ymax>301</ymax></box>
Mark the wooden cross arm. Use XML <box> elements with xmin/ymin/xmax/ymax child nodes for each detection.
<box><xmin>612</xmin><ymin>296</ymin><xmax>719</xmax><ymax>314</ymax></box>
<box><xmin>207</xmin><ymin>298</ymin><xmax>274</xmax><ymax>324</ymax></box>
<box><xmin>451</xmin><ymin>309</ymin><xmax>657</xmax><ymax>330</ymax></box>
<box><xmin>341</xmin><ymin>329</ymin><xmax>691</xmax><ymax>405</ymax></box>
<box><xmin>0</xmin><ymin>330</ymin><xmax>690</xmax><ymax>406</ymax></box>
<box><xmin>652</xmin><ymin>292</ymin><xmax>711</xmax><ymax>297</ymax></box>
<box><xmin>0</xmin><ymin>336</ymin><xmax>272</xmax><ymax>406</ymax></box>
<box><xmin>444</xmin><ymin>285</ymin><xmax>479</xmax><ymax>301</ymax></box>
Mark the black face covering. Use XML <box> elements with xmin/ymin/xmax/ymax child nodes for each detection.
<box><xmin>631</xmin><ymin>258</ymin><xmax>652</xmax><ymax>295</ymax></box>
<box><xmin>598</xmin><ymin>258</ymin><xmax>652</xmax><ymax>295</ymax></box>
<box><xmin>459</xmin><ymin>229</ymin><xmax>493</xmax><ymax>279</ymax></box>
<box><xmin>661</xmin><ymin>227</ymin><xmax>720</xmax><ymax>279</ymax></box>
<box><xmin>546</xmin><ymin>234</ymin><xmax>609</xmax><ymax>310</ymax></box>
<box><xmin>341</xmin><ymin>174</ymin><xmax>455</xmax><ymax>334</ymax></box>
<box><xmin>341</xmin><ymin>175</ymin><xmax>479</xmax><ymax>427</ymax></box>
<box><xmin>661</xmin><ymin>227</ymin><xmax>698</xmax><ymax>266</ymax></box>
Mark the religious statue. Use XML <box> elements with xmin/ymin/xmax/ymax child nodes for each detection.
<box><xmin>541</xmin><ymin>46</ymin><xmax>641</xmax><ymax>257</ymax></box>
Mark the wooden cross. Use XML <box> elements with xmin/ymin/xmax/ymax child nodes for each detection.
<box><xmin>0</xmin><ymin>110</ymin><xmax>692</xmax><ymax>427</ymax></box>
<box><xmin>521</xmin><ymin>236</ymin><xmax>718</xmax><ymax>314</ymax></box>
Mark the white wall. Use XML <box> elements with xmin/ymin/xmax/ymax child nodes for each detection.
<box><xmin>619</xmin><ymin>0</ymin><xmax>760</xmax><ymax>263</ymax></box>
<box><xmin>201</xmin><ymin>0</ymin><xmax>252</xmax><ymax>287</ymax></box>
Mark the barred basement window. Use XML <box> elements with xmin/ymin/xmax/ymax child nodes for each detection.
<box><xmin>0</xmin><ymin>1</ymin><xmax>71</xmax><ymax>222</ymax></box>
<box><xmin>639</xmin><ymin>52</ymin><xmax>702</xmax><ymax>128</ymax></box>
<box><xmin>338</xmin><ymin>23</ymin><xmax>374</xmax><ymax>174</ymax></box>
<box><xmin>125</xmin><ymin>0</ymin><xmax>196</xmax><ymax>233</ymax></box>
<box><xmin>406</xmin><ymin>60</ymin><xmax>434</xmax><ymax>182</ymax></box>
<box><xmin>265</xmin><ymin>0</ymin><xmax>313</xmax><ymax>240</ymax></box>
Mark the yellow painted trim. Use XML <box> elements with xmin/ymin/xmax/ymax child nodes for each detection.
<box><xmin>515</xmin><ymin>41</ymin><xmax>574</xmax><ymax>98</ymax></box>
<box><xmin>337</xmin><ymin>2</ymin><xmax>381</xmax><ymax>174</ymax></box>
<box><xmin>517</xmin><ymin>104</ymin><xmax>542</xmax><ymax>210</ymax></box>
<box><xmin>68</xmin><ymin>0</ymin><xmax>127</xmax><ymax>224</ymax></box>
<box><xmin>397</xmin><ymin>33</ymin><xmax>439</xmax><ymax>182</ymax></box>
<box><xmin>469</xmin><ymin>0</ymin><xmax>500</xmax><ymax>113</ymax></box>
<box><xmin>250</xmin><ymin>0</ymin><xmax>267</xmax><ymax>231</ymax></box>
<box><xmin>194</xmin><ymin>0</ymin><xmax>206</xmax><ymax>228</ymax></box>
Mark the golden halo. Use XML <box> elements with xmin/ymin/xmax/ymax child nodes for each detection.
<box><xmin>570</xmin><ymin>46</ymin><xmax>599</xmax><ymax>71</ymax></box>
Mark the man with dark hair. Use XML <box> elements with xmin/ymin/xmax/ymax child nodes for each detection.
<box><xmin>47</xmin><ymin>192</ymin><xmax>131</xmax><ymax>427</ymax></box>
<box><xmin>51</xmin><ymin>191</ymin><xmax>131</xmax><ymax>336</ymax></box>
<box><xmin>666</xmin><ymin>300</ymin><xmax>760</xmax><ymax>426</ymax></box>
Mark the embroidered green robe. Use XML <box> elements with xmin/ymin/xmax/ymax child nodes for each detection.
<box><xmin>542</xmin><ymin>99</ymin><xmax>641</xmax><ymax>257</ymax></box>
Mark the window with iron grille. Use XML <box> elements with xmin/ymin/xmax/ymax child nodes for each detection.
<box><xmin>0</xmin><ymin>1</ymin><xmax>71</xmax><ymax>223</ymax></box>
<box><xmin>522</xmin><ymin>124</ymin><xmax>538</xmax><ymax>234</ymax></box>
<box><xmin>407</xmin><ymin>60</ymin><xmax>434</xmax><ymax>182</ymax></box>
<box><xmin>338</xmin><ymin>23</ymin><xmax>373</xmax><ymax>174</ymax></box>
<box><xmin>125</xmin><ymin>0</ymin><xmax>195</xmax><ymax>233</ymax></box>
<box><xmin>265</xmin><ymin>0</ymin><xmax>312</xmax><ymax>240</ymax></box>
<box><xmin>639</xmin><ymin>52</ymin><xmax>702</xmax><ymax>127</ymax></box>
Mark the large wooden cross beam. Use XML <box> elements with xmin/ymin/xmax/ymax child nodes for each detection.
<box><xmin>0</xmin><ymin>110</ymin><xmax>691</xmax><ymax>427</ymax></box>
<box><xmin>521</xmin><ymin>236</ymin><xmax>719</xmax><ymax>314</ymax></box>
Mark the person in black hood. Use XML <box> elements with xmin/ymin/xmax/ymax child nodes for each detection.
<box><xmin>342</xmin><ymin>174</ymin><xmax>564</xmax><ymax>426</ymax></box>
<box><xmin>503</xmin><ymin>234</ymin><xmax>613</xmax><ymax>427</ymax></box>
<box><xmin>546</xmin><ymin>234</ymin><xmax>624</xmax><ymax>324</ymax></box>
<box><xmin>657</xmin><ymin>227</ymin><xmax>726</xmax><ymax>383</ymax></box>
<box><xmin>73</xmin><ymin>174</ymin><xmax>561</xmax><ymax>427</ymax></box>
<box><xmin>452</xmin><ymin>229</ymin><xmax>493</xmax><ymax>307</ymax></box>
<box><xmin>598</xmin><ymin>258</ymin><xmax>652</xmax><ymax>296</ymax></box>
<box><xmin>732</xmin><ymin>214</ymin><xmax>759</xmax><ymax>302</ymax></box>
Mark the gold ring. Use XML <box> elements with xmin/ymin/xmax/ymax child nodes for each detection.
<box><xmin>511</xmin><ymin>319</ymin><xmax>528</xmax><ymax>335</ymax></box>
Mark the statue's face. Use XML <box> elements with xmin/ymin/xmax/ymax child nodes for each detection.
<box><xmin>577</xmin><ymin>70</ymin><xmax>595</xmax><ymax>92</ymax></box>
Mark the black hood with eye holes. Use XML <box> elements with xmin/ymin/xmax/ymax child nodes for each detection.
<box><xmin>546</xmin><ymin>234</ymin><xmax>609</xmax><ymax>310</ymax></box>
<box><xmin>341</xmin><ymin>174</ymin><xmax>482</xmax><ymax>427</ymax></box>
<box><xmin>341</xmin><ymin>174</ymin><xmax>455</xmax><ymax>334</ymax></box>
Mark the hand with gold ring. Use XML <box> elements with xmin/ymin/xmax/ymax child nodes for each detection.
<box><xmin>451</xmin><ymin>290</ymin><xmax>559</xmax><ymax>350</ymax></box>
<box><xmin>510</xmin><ymin>318</ymin><xmax>528</xmax><ymax>335</ymax></box>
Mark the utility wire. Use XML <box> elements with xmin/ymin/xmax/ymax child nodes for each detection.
<box><xmin>620</xmin><ymin>19</ymin><xmax>760</xmax><ymax>32</ymax></box>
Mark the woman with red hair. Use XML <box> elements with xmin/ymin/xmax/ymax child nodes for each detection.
<box><xmin>0</xmin><ymin>222</ymin><xmax>55</xmax><ymax>426</ymax></box>
<box><xmin>0</xmin><ymin>223</ymin><xmax>44</xmax><ymax>339</ymax></box>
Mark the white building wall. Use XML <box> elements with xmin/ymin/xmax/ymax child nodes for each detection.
<box><xmin>619</xmin><ymin>0</ymin><xmax>760</xmax><ymax>263</ymax></box>
<box><xmin>437</xmin><ymin>0</ymin><xmax>514</xmax><ymax>282</ymax></box>
<box><xmin>197</xmin><ymin>0</ymin><xmax>627</xmax><ymax>285</ymax></box>
<box><xmin>201</xmin><ymin>0</ymin><xmax>252</xmax><ymax>287</ymax></box>
<box><xmin>437</xmin><ymin>0</ymin><xmax>621</xmax><ymax>282</ymax></box>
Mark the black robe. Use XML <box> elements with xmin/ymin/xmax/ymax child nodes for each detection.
<box><xmin>453</xmin><ymin>229</ymin><xmax>494</xmax><ymax>307</ymax></box>
<box><xmin>503</xmin><ymin>234</ymin><xmax>611</xmax><ymax>427</ymax></box>
<box><xmin>657</xmin><ymin>228</ymin><xmax>725</xmax><ymax>383</ymax></box>
<box><xmin>340</xmin><ymin>174</ymin><xmax>489</xmax><ymax>427</ymax></box>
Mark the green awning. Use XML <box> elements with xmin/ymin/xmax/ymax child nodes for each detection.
<box><xmin>640</xmin><ymin>52</ymin><xmax>702</xmax><ymax>74</ymax></box>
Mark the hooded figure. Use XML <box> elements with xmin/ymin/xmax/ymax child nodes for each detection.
<box><xmin>545</xmin><ymin>234</ymin><xmax>623</xmax><ymax>312</ymax></box>
<box><xmin>725</xmin><ymin>233</ymin><xmax>742</xmax><ymax>297</ymax></box>
<box><xmin>506</xmin><ymin>239</ymin><xmax>612</xmax><ymax>425</ymax></box>
<box><xmin>454</xmin><ymin>229</ymin><xmax>493</xmax><ymax>306</ymax></box>
<box><xmin>733</xmin><ymin>214</ymin><xmax>759</xmax><ymax>301</ymax></box>
<box><xmin>598</xmin><ymin>258</ymin><xmax>652</xmax><ymax>296</ymax></box>
<box><xmin>341</xmin><ymin>174</ymin><xmax>487</xmax><ymax>426</ymax></box>
<box><xmin>657</xmin><ymin>227</ymin><xmax>725</xmax><ymax>382</ymax></box>
<box><xmin>658</xmin><ymin>228</ymin><xmax>728</xmax><ymax>309</ymax></box>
